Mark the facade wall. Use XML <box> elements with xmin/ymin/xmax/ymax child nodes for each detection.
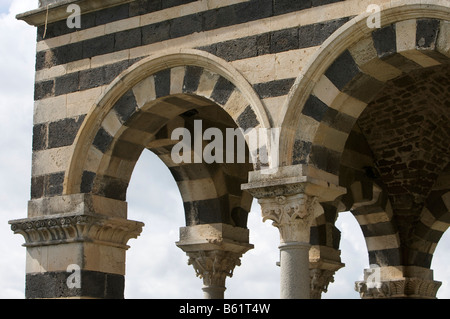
<box><xmin>11</xmin><ymin>0</ymin><xmax>450</xmax><ymax>299</ymax></box>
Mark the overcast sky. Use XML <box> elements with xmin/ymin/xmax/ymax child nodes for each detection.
<box><xmin>0</xmin><ymin>0</ymin><xmax>448</xmax><ymax>299</ymax></box>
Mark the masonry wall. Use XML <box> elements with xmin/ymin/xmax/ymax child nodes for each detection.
<box><xmin>30</xmin><ymin>0</ymin><xmax>390</xmax><ymax>202</ymax></box>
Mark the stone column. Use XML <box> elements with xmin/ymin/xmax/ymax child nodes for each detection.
<box><xmin>176</xmin><ymin>223</ymin><xmax>253</xmax><ymax>299</ymax></box>
<box><xmin>241</xmin><ymin>164</ymin><xmax>346</xmax><ymax>299</ymax></box>
<box><xmin>259</xmin><ymin>193</ymin><xmax>323</xmax><ymax>299</ymax></box>
<box><xmin>9</xmin><ymin>194</ymin><xmax>144</xmax><ymax>299</ymax></box>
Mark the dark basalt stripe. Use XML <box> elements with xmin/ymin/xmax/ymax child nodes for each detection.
<box><xmin>31</xmin><ymin>171</ymin><xmax>65</xmax><ymax>199</ymax></box>
<box><xmin>93</xmin><ymin>127</ymin><xmax>114</xmax><ymax>153</ymax></box>
<box><xmin>301</xmin><ymin>94</ymin><xmax>329</xmax><ymax>122</ymax></box>
<box><xmin>183</xmin><ymin>65</ymin><xmax>203</xmax><ymax>94</ymax></box>
<box><xmin>372</xmin><ymin>24</ymin><xmax>397</xmax><ymax>58</ymax></box>
<box><xmin>368</xmin><ymin>248</ymin><xmax>402</xmax><ymax>266</ymax></box>
<box><xmin>309</xmin><ymin>144</ymin><xmax>341</xmax><ymax>174</ymax></box>
<box><xmin>92</xmin><ymin>174</ymin><xmax>128</xmax><ymax>201</ymax></box>
<box><xmin>48</xmin><ymin>115</ymin><xmax>86</xmax><ymax>149</ymax></box>
<box><xmin>26</xmin><ymin>270</ymin><xmax>124</xmax><ymax>299</ymax></box>
<box><xmin>154</xmin><ymin>69</ymin><xmax>171</xmax><ymax>99</ymax></box>
<box><xmin>416</xmin><ymin>19</ymin><xmax>440</xmax><ymax>49</ymax></box>
<box><xmin>253</xmin><ymin>78</ymin><xmax>295</xmax><ymax>99</ymax></box>
<box><xmin>183</xmin><ymin>194</ymin><xmax>231</xmax><ymax>226</ymax></box>
<box><xmin>237</xmin><ymin>105</ymin><xmax>259</xmax><ymax>131</ymax></box>
<box><xmin>113</xmin><ymin>90</ymin><xmax>138</xmax><ymax>124</ymax></box>
<box><xmin>210</xmin><ymin>76</ymin><xmax>235</xmax><ymax>106</ymax></box>
<box><xmin>324</xmin><ymin>49</ymin><xmax>360</xmax><ymax>91</ymax></box>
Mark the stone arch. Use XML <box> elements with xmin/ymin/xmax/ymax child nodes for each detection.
<box><xmin>280</xmin><ymin>1</ymin><xmax>449</xmax><ymax>174</ymax></box>
<box><xmin>278</xmin><ymin>2</ymin><xmax>449</xmax><ymax>297</ymax></box>
<box><xmin>64</xmin><ymin>49</ymin><xmax>270</xmax><ymax>227</ymax></box>
<box><xmin>410</xmin><ymin>189</ymin><xmax>450</xmax><ymax>268</ymax></box>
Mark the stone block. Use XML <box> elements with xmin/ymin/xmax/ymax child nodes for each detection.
<box><xmin>93</xmin><ymin>127</ymin><xmax>114</xmax><ymax>153</ymax></box>
<box><xmin>48</xmin><ymin>115</ymin><xmax>86</xmax><ymax>149</ymax></box>
<box><xmin>114</xmin><ymin>27</ymin><xmax>142</xmax><ymax>52</ymax></box>
<box><xmin>54</xmin><ymin>72</ymin><xmax>79</xmax><ymax>96</ymax></box>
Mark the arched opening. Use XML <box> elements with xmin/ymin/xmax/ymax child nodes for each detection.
<box><xmin>59</xmin><ymin>50</ymin><xmax>274</xmax><ymax>298</ymax></box>
<box><xmin>86</xmin><ymin>91</ymin><xmax>256</xmax><ymax>297</ymax></box>
<box><xmin>323</xmin><ymin>211</ymin><xmax>369</xmax><ymax>299</ymax></box>
<box><xmin>124</xmin><ymin>150</ymin><xmax>200</xmax><ymax>298</ymax></box>
<box><xmin>279</xmin><ymin>2</ymin><xmax>449</xmax><ymax>298</ymax></box>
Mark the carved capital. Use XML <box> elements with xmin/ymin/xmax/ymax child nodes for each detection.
<box><xmin>259</xmin><ymin>193</ymin><xmax>323</xmax><ymax>243</ymax></box>
<box><xmin>9</xmin><ymin>213</ymin><xmax>144</xmax><ymax>249</ymax></box>
<box><xmin>355</xmin><ymin>278</ymin><xmax>442</xmax><ymax>299</ymax></box>
<box><xmin>310</xmin><ymin>268</ymin><xmax>336</xmax><ymax>299</ymax></box>
<box><xmin>187</xmin><ymin>250</ymin><xmax>243</xmax><ymax>288</ymax></box>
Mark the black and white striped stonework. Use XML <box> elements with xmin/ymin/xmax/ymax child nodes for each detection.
<box><xmin>292</xmin><ymin>18</ymin><xmax>449</xmax><ymax>176</ymax></box>
<box><xmin>80</xmin><ymin>64</ymin><xmax>260</xmax><ymax>227</ymax></box>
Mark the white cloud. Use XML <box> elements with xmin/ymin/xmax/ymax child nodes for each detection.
<box><xmin>1</xmin><ymin>0</ymin><xmax>448</xmax><ymax>300</ymax></box>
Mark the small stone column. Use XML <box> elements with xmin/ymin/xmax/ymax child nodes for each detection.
<box><xmin>241</xmin><ymin>164</ymin><xmax>346</xmax><ymax>299</ymax></box>
<box><xmin>176</xmin><ymin>223</ymin><xmax>253</xmax><ymax>299</ymax></box>
<box><xmin>259</xmin><ymin>194</ymin><xmax>323</xmax><ymax>299</ymax></box>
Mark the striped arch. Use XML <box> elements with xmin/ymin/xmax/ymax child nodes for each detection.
<box><xmin>280</xmin><ymin>2</ymin><xmax>450</xmax><ymax>179</ymax></box>
<box><xmin>64</xmin><ymin>49</ymin><xmax>270</xmax><ymax>227</ymax></box>
<box><xmin>410</xmin><ymin>189</ymin><xmax>450</xmax><ymax>268</ymax></box>
<box><xmin>346</xmin><ymin>181</ymin><xmax>401</xmax><ymax>267</ymax></box>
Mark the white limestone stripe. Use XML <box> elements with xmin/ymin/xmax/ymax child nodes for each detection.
<box><xmin>365</xmin><ymin>234</ymin><xmax>400</xmax><ymax>251</ymax></box>
<box><xmin>437</xmin><ymin>20</ymin><xmax>450</xmax><ymax>58</ymax></box>
<box><xmin>34</xmin><ymin>86</ymin><xmax>107</xmax><ymax>125</ymax></box>
<box><xmin>230</xmin><ymin>47</ymin><xmax>319</xmax><ymax>84</ymax></box>
<box><xmin>177</xmin><ymin>178</ymin><xmax>223</xmax><ymax>202</ymax></box>
<box><xmin>170</xmin><ymin>66</ymin><xmax>186</xmax><ymax>95</ymax></box>
<box><xmin>354</xmin><ymin>212</ymin><xmax>393</xmax><ymax>226</ymax></box>
<box><xmin>262</xmin><ymin>95</ymin><xmax>287</xmax><ymax>128</ymax></box>
<box><xmin>132</xmin><ymin>75</ymin><xmax>156</xmax><ymax>109</ymax></box>
<box><xmin>32</xmin><ymin>145</ymin><xmax>74</xmax><ymax>177</ymax></box>
<box><xmin>313</xmin><ymin>123</ymin><xmax>350</xmax><ymax>153</ymax></box>
<box><xmin>196</xmin><ymin>69</ymin><xmax>221</xmax><ymax>98</ymax></box>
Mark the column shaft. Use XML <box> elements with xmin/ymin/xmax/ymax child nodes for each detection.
<box><xmin>279</xmin><ymin>242</ymin><xmax>311</xmax><ymax>299</ymax></box>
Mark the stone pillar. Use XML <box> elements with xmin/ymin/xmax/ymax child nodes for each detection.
<box><xmin>9</xmin><ymin>194</ymin><xmax>144</xmax><ymax>299</ymax></box>
<box><xmin>176</xmin><ymin>223</ymin><xmax>253</xmax><ymax>299</ymax></box>
<box><xmin>355</xmin><ymin>265</ymin><xmax>442</xmax><ymax>299</ymax></box>
<box><xmin>242</xmin><ymin>164</ymin><xmax>346</xmax><ymax>299</ymax></box>
<box><xmin>259</xmin><ymin>193</ymin><xmax>323</xmax><ymax>299</ymax></box>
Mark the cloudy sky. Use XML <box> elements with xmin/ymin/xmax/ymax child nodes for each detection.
<box><xmin>0</xmin><ymin>0</ymin><xmax>448</xmax><ymax>299</ymax></box>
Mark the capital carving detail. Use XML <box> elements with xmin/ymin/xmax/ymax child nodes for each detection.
<box><xmin>259</xmin><ymin>194</ymin><xmax>323</xmax><ymax>243</ymax></box>
<box><xmin>10</xmin><ymin>213</ymin><xmax>144</xmax><ymax>249</ymax></box>
<box><xmin>187</xmin><ymin>250</ymin><xmax>243</xmax><ymax>288</ymax></box>
<box><xmin>355</xmin><ymin>278</ymin><xmax>442</xmax><ymax>299</ymax></box>
<box><xmin>310</xmin><ymin>268</ymin><xmax>336</xmax><ymax>299</ymax></box>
